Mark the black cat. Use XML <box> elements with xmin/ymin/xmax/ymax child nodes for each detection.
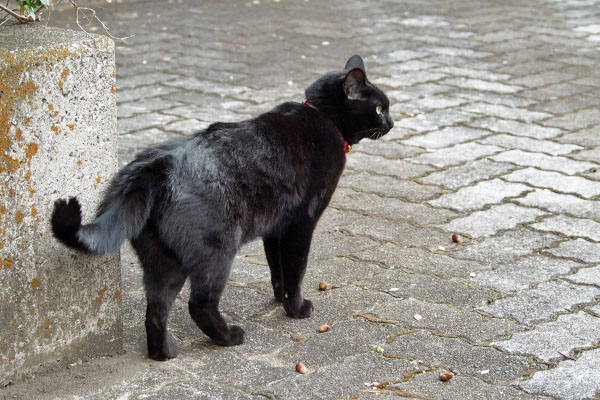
<box><xmin>51</xmin><ymin>55</ymin><xmax>393</xmax><ymax>361</ymax></box>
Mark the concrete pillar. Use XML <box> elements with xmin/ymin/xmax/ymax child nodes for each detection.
<box><xmin>0</xmin><ymin>23</ymin><xmax>122</xmax><ymax>385</ymax></box>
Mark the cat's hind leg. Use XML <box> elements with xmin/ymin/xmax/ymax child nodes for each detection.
<box><xmin>132</xmin><ymin>224</ymin><xmax>187</xmax><ymax>361</ymax></box>
<box><xmin>279</xmin><ymin>221</ymin><xmax>316</xmax><ymax>319</ymax></box>
<box><xmin>187</xmin><ymin>253</ymin><xmax>246</xmax><ymax>346</ymax></box>
<box><xmin>263</xmin><ymin>237</ymin><xmax>284</xmax><ymax>302</ymax></box>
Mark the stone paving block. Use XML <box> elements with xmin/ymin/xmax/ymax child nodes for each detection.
<box><xmin>339</xmin><ymin>172</ymin><xmax>447</xmax><ymax>202</ymax></box>
<box><xmin>370</xmin><ymin>297</ymin><xmax>520</xmax><ymax>344</ymax></box>
<box><xmin>457</xmin><ymin>90</ymin><xmax>537</xmax><ymax>108</ymax></box>
<box><xmin>403</xmin><ymin>126</ymin><xmax>491</xmax><ymax>149</ymax></box>
<box><xmin>490</xmin><ymin>150</ymin><xmax>597</xmax><ymax>174</ymax></box>
<box><xmin>473</xmin><ymin>256</ymin><xmax>581</xmax><ymax>293</ymax></box>
<box><xmin>464</xmin><ymin>103</ymin><xmax>551</xmax><ymax>122</ymax></box>
<box><xmin>359</xmin><ymin>268</ymin><xmax>496</xmax><ymax>309</ymax></box>
<box><xmin>532</xmin><ymin>215</ymin><xmax>600</xmax><ymax>242</ymax></box>
<box><xmin>428</xmin><ymin>179</ymin><xmax>531</xmax><ymax>211</ymax></box>
<box><xmin>345</xmin><ymin>152</ymin><xmax>435</xmax><ymax>178</ymax></box>
<box><xmin>469</xmin><ymin>117</ymin><xmax>564</xmax><ymax>139</ymax></box>
<box><xmin>547</xmin><ymin>239</ymin><xmax>600</xmax><ymax>263</ymax></box>
<box><xmin>117</xmin><ymin>112</ymin><xmax>179</xmax><ymax>135</ymax></box>
<box><xmin>372</xmin><ymin>371</ymin><xmax>545</xmax><ymax>400</ymax></box>
<box><xmin>371</xmin><ymin>71</ymin><xmax>448</xmax><ymax>88</ymax></box>
<box><xmin>343</xmin><ymin>214</ymin><xmax>451</xmax><ymax>250</ymax></box>
<box><xmin>566</xmin><ymin>265</ymin><xmax>600</xmax><ymax>286</ymax></box>
<box><xmin>432</xmin><ymin>66</ymin><xmax>511</xmax><ymax>81</ymax></box>
<box><xmin>383</xmin><ymin>330</ymin><xmax>538</xmax><ymax>384</ymax></box>
<box><xmin>395</xmin><ymin>109</ymin><xmax>476</xmax><ymax>132</ymax></box>
<box><xmin>438</xmin><ymin>204</ymin><xmax>548</xmax><ymax>238</ymax></box>
<box><xmin>116</xmin><ymin>84</ymin><xmax>180</xmax><ymax>103</ymax></box>
<box><xmin>573</xmin><ymin>147</ymin><xmax>600</xmax><ymax>163</ymax></box>
<box><xmin>442</xmin><ymin>77</ymin><xmax>525</xmax><ymax>93</ymax></box>
<box><xmin>406</xmin><ymin>95</ymin><xmax>467</xmax><ymax>112</ymax></box>
<box><xmin>309</xmin><ymin>229</ymin><xmax>381</xmax><ymax>261</ymax></box>
<box><xmin>455</xmin><ymin>229</ymin><xmax>559</xmax><ymax>265</ymax></box>
<box><xmin>408</xmin><ymin>142</ymin><xmax>503</xmax><ymax>168</ymax></box>
<box><xmin>331</xmin><ymin>188</ymin><xmax>456</xmax><ymax>226</ymax></box>
<box><xmin>525</xmin><ymin>82</ymin><xmax>592</xmax><ymax>102</ymax></box>
<box><xmin>479</xmin><ymin>280</ymin><xmax>600</xmax><ymax>325</ymax></box>
<box><xmin>542</xmin><ymin>107</ymin><xmax>600</xmax><ymax>131</ymax></box>
<box><xmin>492</xmin><ymin>311</ymin><xmax>600</xmax><ymax>363</ymax></box>
<box><xmin>515</xmin><ymin>189</ymin><xmax>599</xmax><ymax>219</ymax></box>
<box><xmin>519</xmin><ymin>349</ymin><xmax>600</xmax><ymax>400</ymax></box>
<box><xmin>503</xmin><ymin>167</ymin><xmax>600</xmax><ymax>199</ymax></box>
<box><xmin>420</xmin><ymin>159</ymin><xmax>515</xmax><ymax>189</ymax></box>
<box><xmin>353</xmin><ymin>140</ymin><xmax>423</xmax><ymax>159</ymax></box>
<box><xmin>349</xmin><ymin>244</ymin><xmax>488</xmax><ymax>280</ymax></box>
<box><xmin>557</xmin><ymin>127</ymin><xmax>600</xmax><ymax>147</ymax></box>
<box><xmin>531</xmin><ymin>92</ymin><xmax>599</xmax><ymax>115</ymax></box>
<box><xmin>478</xmin><ymin>134</ymin><xmax>582</xmax><ymax>156</ymax></box>
<box><xmin>512</xmin><ymin>70</ymin><xmax>578</xmax><ymax>88</ymax></box>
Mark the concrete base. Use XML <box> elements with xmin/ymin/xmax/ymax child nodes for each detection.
<box><xmin>0</xmin><ymin>23</ymin><xmax>121</xmax><ymax>385</ymax></box>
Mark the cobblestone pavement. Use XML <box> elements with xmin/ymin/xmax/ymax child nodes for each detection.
<box><xmin>3</xmin><ymin>0</ymin><xmax>600</xmax><ymax>399</ymax></box>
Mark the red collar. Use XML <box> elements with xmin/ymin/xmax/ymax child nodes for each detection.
<box><xmin>302</xmin><ymin>99</ymin><xmax>351</xmax><ymax>153</ymax></box>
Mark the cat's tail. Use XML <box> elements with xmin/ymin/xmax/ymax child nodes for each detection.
<box><xmin>51</xmin><ymin>154</ymin><xmax>170</xmax><ymax>255</ymax></box>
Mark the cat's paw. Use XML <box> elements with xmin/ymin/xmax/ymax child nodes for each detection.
<box><xmin>148</xmin><ymin>334</ymin><xmax>178</xmax><ymax>361</ymax></box>
<box><xmin>284</xmin><ymin>298</ymin><xmax>314</xmax><ymax>319</ymax></box>
<box><xmin>214</xmin><ymin>325</ymin><xmax>246</xmax><ymax>346</ymax></box>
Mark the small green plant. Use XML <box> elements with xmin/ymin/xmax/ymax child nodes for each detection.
<box><xmin>0</xmin><ymin>0</ymin><xmax>51</xmax><ymax>23</ymax></box>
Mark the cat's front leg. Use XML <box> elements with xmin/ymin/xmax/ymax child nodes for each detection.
<box><xmin>263</xmin><ymin>236</ymin><xmax>284</xmax><ymax>302</ymax></box>
<box><xmin>279</xmin><ymin>221</ymin><xmax>316</xmax><ymax>319</ymax></box>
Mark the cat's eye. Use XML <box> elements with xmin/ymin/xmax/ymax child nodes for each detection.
<box><xmin>375</xmin><ymin>105</ymin><xmax>382</xmax><ymax>115</ymax></box>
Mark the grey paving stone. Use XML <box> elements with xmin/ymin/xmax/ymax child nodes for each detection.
<box><xmin>442</xmin><ymin>77</ymin><xmax>524</xmax><ymax>93</ymax></box>
<box><xmin>359</xmin><ymin>268</ymin><xmax>496</xmax><ymax>309</ymax></box>
<box><xmin>370</xmin><ymin>297</ymin><xmax>519</xmax><ymax>344</ymax></box>
<box><xmin>345</xmin><ymin>153</ymin><xmax>435</xmax><ymax>178</ymax></box>
<box><xmin>353</xmin><ymin>140</ymin><xmax>423</xmax><ymax>159</ymax></box>
<box><xmin>372</xmin><ymin>71</ymin><xmax>448</xmax><ymax>88</ymax></box>
<box><xmin>456</xmin><ymin>90</ymin><xmax>537</xmax><ymax>108</ymax></box>
<box><xmin>515</xmin><ymin>189</ymin><xmax>599</xmax><ymax>219</ymax></box>
<box><xmin>428</xmin><ymin>179</ymin><xmax>531</xmax><ymax>211</ymax></box>
<box><xmin>557</xmin><ymin>127</ymin><xmax>600</xmax><ymax>147</ymax></box>
<box><xmin>566</xmin><ymin>265</ymin><xmax>600</xmax><ymax>286</ymax></box>
<box><xmin>438</xmin><ymin>204</ymin><xmax>548</xmax><ymax>238</ymax></box>
<box><xmin>349</xmin><ymin>244</ymin><xmax>488</xmax><ymax>279</ymax></box>
<box><xmin>469</xmin><ymin>117</ymin><xmax>564</xmax><ymax>139</ymax></box>
<box><xmin>339</xmin><ymin>172</ymin><xmax>447</xmax><ymax>202</ymax></box>
<box><xmin>463</xmin><ymin>103</ymin><xmax>552</xmax><ymax>122</ymax></box>
<box><xmin>408</xmin><ymin>142</ymin><xmax>503</xmax><ymax>168</ymax></box>
<box><xmin>532</xmin><ymin>215</ymin><xmax>600</xmax><ymax>242</ymax></box>
<box><xmin>432</xmin><ymin>66</ymin><xmax>512</xmax><ymax>81</ymax></box>
<box><xmin>490</xmin><ymin>150</ymin><xmax>597</xmax><ymax>174</ymax></box>
<box><xmin>479</xmin><ymin>280</ymin><xmax>600</xmax><ymax>325</ymax></box>
<box><xmin>376</xmin><ymin>371</ymin><xmax>545</xmax><ymax>400</ymax></box>
<box><xmin>473</xmin><ymin>256</ymin><xmax>581</xmax><ymax>293</ymax></box>
<box><xmin>331</xmin><ymin>188</ymin><xmax>456</xmax><ymax>226</ymax></box>
<box><xmin>384</xmin><ymin>330</ymin><xmax>537</xmax><ymax>384</ymax></box>
<box><xmin>403</xmin><ymin>126</ymin><xmax>491</xmax><ymax>149</ymax></box>
<box><xmin>117</xmin><ymin>112</ymin><xmax>179</xmax><ymax>134</ymax></box>
<box><xmin>543</xmin><ymin>107</ymin><xmax>600</xmax><ymax>131</ymax></box>
<box><xmin>492</xmin><ymin>311</ymin><xmax>600</xmax><ymax>363</ymax></box>
<box><xmin>519</xmin><ymin>349</ymin><xmax>600</xmax><ymax>400</ymax></box>
<box><xmin>478</xmin><ymin>134</ymin><xmax>582</xmax><ymax>156</ymax></box>
<box><xmin>343</xmin><ymin>214</ymin><xmax>451</xmax><ymax>250</ymax></box>
<box><xmin>420</xmin><ymin>159</ymin><xmax>515</xmax><ymax>189</ymax></box>
<box><xmin>503</xmin><ymin>167</ymin><xmax>600</xmax><ymax>199</ymax></box>
<box><xmin>455</xmin><ymin>229</ymin><xmax>559</xmax><ymax>265</ymax></box>
<box><xmin>395</xmin><ymin>109</ymin><xmax>476</xmax><ymax>132</ymax></box>
<box><xmin>547</xmin><ymin>239</ymin><xmax>600</xmax><ymax>263</ymax></box>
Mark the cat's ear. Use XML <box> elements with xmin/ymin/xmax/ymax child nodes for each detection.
<box><xmin>344</xmin><ymin>55</ymin><xmax>367</xmax><ymax>100</ymax></box>
<box><xmin>343</xmin><ymin>68</ymin><xmax>366</xmax><ymax>100</ymax></box>
<box><xmin>344</xmin><ymin>55</ymin><xmax>366</xmax><ymax>74</ymax></box>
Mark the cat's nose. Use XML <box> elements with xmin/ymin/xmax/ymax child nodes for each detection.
<box><xmin>387</xmin><ymin>116</ymin><xmax>394</xmax><ymax>129</ymax></box>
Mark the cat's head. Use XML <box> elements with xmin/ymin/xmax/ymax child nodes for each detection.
<box><xmin>304</xmin><ymin>55</ymin><xmax>394</xmax><ymax>145</ymax></box>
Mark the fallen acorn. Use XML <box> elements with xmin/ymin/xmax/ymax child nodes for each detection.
<box><xmin>452</xmin><ymin>233</ymin><xmax>461</xmax><ymax>243</ymax></box>
<box><xmin>296</xmin><ymin>363</ymin><xmax>307</xmax><ymax>374</ymax></box>
<box><xmin>439</xmin><ymin>372</ymin><xmax>454</xmax><ymax>382</ymax></box>
<box><xmin>319</xmin><ymin>282</ymin><xmax>327</xmax><ymax>291</ymax></box>
<box><xmin>318</xmin><ymin>324</ymin><xmax>331</xmax><ymax>333</ymax></box>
